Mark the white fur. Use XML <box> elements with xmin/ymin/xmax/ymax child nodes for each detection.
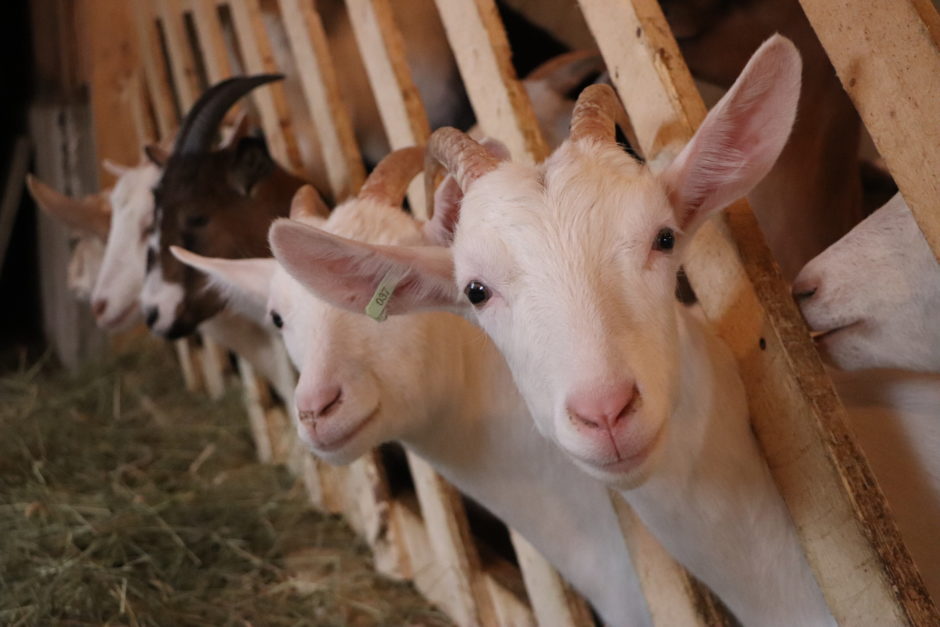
<box><xmin>194</xmin><ymin>197</ymin><xmax>652</xmax><ymax>625</ymax></box>
<box><xmin>794</xmin><ymin>193</ymin><xmax>940</xmax><ymax>373</ymax></box>
<box><xmin>90</xmin><ymin>161</ymin><xmax>162</xmax><ymax>330</ymax></box>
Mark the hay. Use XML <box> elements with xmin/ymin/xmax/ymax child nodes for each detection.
<box><xmin>0</xmin><ymin>341</ymin><xmax>452</xmax><ymax>627</ymax></box>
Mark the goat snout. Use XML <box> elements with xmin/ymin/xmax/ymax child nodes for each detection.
<box><xmin>566</xmin><ymin>382</ymin><xmax>639</xmax><ymax>431</ymax></box>
<box><xmin>92</xmin><ymin>299</ymin><xmax>107</xmax><ymax>319</ymax></box>
<box><xmin>297</xmin><ymin>384</ymin><xmax>343</xmax><ymax>424</ymax></box>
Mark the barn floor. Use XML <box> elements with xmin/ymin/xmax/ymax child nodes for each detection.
<box><xmin>0</xmin><ymin>340</ymin><xmax>452</xmax><ymax>627</ymax></box>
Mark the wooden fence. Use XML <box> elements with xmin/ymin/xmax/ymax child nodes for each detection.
<box><xmin>76</xmin><ymin>0</ymin><xmax>940</xmax><ymax>625</ymax></box>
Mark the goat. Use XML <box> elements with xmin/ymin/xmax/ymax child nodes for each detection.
<box><xmin>141</xmin><ymin>75</ymin><xmax>312</xmax><ymax>339</ymax></box>
<box><xmin>793</xmin><ymin>193</ymin><xmax>940</xmax><ymax>373</ymax></box>
<box><xmin>263</xmin><ymin>37</ymin><xmax>843</xmax><ymax>625</ymax></box>
<box><xmin>174</xmin><ymin>148</ymin><xmax>651</xmax><ymax>626</ymax></box>
<box><xmin>660</xmin><ymin>0</ymin><xmax>867</xmax><ymax>279</ymax></box>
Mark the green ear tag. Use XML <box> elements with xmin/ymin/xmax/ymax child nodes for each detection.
<box><xmin>365</xmin><ymin>272</ymin><xmax>400</xmax><ymax>322</ymax></box>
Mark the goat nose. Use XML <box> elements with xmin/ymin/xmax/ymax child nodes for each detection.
<box><xmin>145</xmin><ymin>308</ymin><xmax>158</xmax><ymax>329</ymax></box>
<box><xmin>92</xmin><ymin>299</ymin><xmax>107</xmax><ymax>318</ymax></box>
<box><xmin>567</xmin><ymin>382</ymin><xmax>639</xmax><ymax>430</ymax></box>
<box><xmin>297</xmin><ymin>384</ymin><xmax>343</xmax><ymax>422</ymax></box>
<box><xmin>792</xmin><ymin>284</ymin><xmax>818</xmax><ymax>302</ymax></box>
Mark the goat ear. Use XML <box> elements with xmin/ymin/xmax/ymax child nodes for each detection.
<box><xmin>26</xmin><ymin>174</ymin><xmax>111</xmax><ymax>238</ymax></box>
<box><xmin>660</xmin><ymin>35</ymin><xmax>801</xmax><ymax>234</ymax></box>
<box><xmin>144</xmin><ymin>144</ymin><xmax>170</xmax><ymax>167</ymax></box>
<box><xmin>170</xmin><ymin>246</ymin><xmax>275</xmax><ymax>323</ymax></box>
<box><xmin>423</xmin><ymin>137</ymin><xmax>509</xmax><ymax>245</ymax></box>
<box><xmin>229</xmin><ymin>136</ymin><xmax>274</xmax><ymax>197</ymax></box>
<box><xmin>102</xmin><ymin>158</ymin><xmax>131</xmax><ymax>177</ymax></box>
<box><xmin>270</xmin><ymin>218</ymin><xmax>462</xmax><ymax>316</ymax></box>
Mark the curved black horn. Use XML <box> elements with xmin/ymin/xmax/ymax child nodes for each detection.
<box><xmin>174</xmin><ymin>74</ymin><xmax>283</xmax><ymax>157</ymax></box>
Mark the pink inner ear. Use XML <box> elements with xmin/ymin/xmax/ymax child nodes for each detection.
<box><xmin>426</xmin><ymin>175</ymin><xmax>462</xmax><ymax>245</ymax></box>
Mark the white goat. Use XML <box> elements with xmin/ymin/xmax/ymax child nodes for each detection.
<box><xmin>793</xmin><ymin>193</ymin><xmax>940</xmax><ymax>373</ymax></box>
<box><xmin>264</xmin><ymin>37</ymin><xmax>841</xmax><ymax>625</ymax></box>
<box><xmin>174</xmin><ymin>149</ymin><xmax>651</xmax><ymax>626</ymax></box>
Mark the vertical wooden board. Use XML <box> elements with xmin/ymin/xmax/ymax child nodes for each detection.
<box><xmin>797</xmin><ymin>0</ymin><xmax>940</xmax><ymax>260</ymax></box>
<box><xmin>344</xmin><ymin>0</ymin><xmax>430</xmax><ymax>215</ymax></box>
<box><xmin>226</xmin><ymin>0</ymin><xmax>304</xmax><ymax>172</ymax></box>
<box><xmin>237</xmin><ymin>357</ymin><xmax>274</xmax><ymax>463</ymax></box>
<box><xmin>611</xmin><ymin>494</ymin><xmax>727</xmax><ymax>626</ymax></box>
<box><xmin>133</xmin><ymin>2</ymin><xmax>178</xmax><ymax>138</ymax></box>
<box><xmin>187</xmin><ymin>0</ymin><xmax>234</xmax><ymax>84</ymax></box>
<box><xmin>483</xmin><ymin>573</ymin><xmax>537</xmax><ymax>627</ymax></box>
<box><xmin>174</xmin><ymin>338</ymin><xmax>203</xmax><ymax>393</ymax></box>
<box><xmin>578</xmin><ymin>0</ymin><xmax>937</xmax><ymax>623</ymax></box>
<box><xmin>432</xmin><ymin>0</ymin><xmax>548</xmax><ymax>165</ymax></box>
<box><xmin>80</xmin><ymin>0</ymin><xmax>146</xmax><ymax>185</ymax></box>
<box><xmin>199</xmin><ymin>336</ymin><xmax>228</xmax><ymax>400</ymax></box>
<box><xmin>278</xmin><ymin>0</ymin><xmax>366</xmax><ymax>201</ymax></box>
<box><xmin>157</xmin><ymin>0</ymin><xmax>204</xmax><ymax>110</ymax></box>
<box><xmin>509</xmin><ymin>530</ymin><xmax>594</xmax><ymax>627</ymax></box>
<box><xmin>405</xmin><ymin>452</ymin><xmax>497</xmax><ymax>626</ymax></box>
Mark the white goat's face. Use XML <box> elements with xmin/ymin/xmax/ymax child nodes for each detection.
<box><xmin>451</xmin><ymin>147</ymin><xmax>681</xmax><ymax>485</ymax></box>
<box><xmin>794</xmin><ymin>194</ymin><xmax>940</xmax><ymax>373</ymax></box>
<box><xmin>268</xmin><ymin>205</ymin><xmax>447</xmax><ymax>464</ymax></box>
<box><xmin>90</xmin><ymin>162</ymin><xmax>161</xmax><ymax>330</ymax></box>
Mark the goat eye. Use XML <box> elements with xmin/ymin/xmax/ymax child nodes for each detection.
<box><xmin>270</xmin><ymin>311</ymin><xmax>284</xmax><ymax>329</ymax></box>
<box><xmin>186</xmin><ymin>214</ymin><xmax>209</xmax><ymax>228</ymax></box>
<box><xmin>464</xmin><ymin>281</ymin><xmax>491</xmax><ymax>307</ymax></box>
<box><xmin>653</xmin><ymin>227</ymin><xmax>675</xmax><ymax>252</ymax></box>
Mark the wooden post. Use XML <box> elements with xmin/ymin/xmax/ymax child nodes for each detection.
<box><xmin>796</xmin><ymin>0</ymin><xmax>940</xmax><ymax>261</ymax></box>
<box><xmin>578</xmin><ymin>0</ymin><xmax>938</xmax><ymax>623</ymax></box>
<box><xmin>344</xmin><ymin>0</ymin><xmax>431</xmax><ymax>215</ymax></box>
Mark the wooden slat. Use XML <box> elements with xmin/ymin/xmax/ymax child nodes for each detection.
<box><xmin>187</xmin><ymin>0</ymin><xmax>234</xmax><ymax>84</ymax></box>
<box><xmin>797</xmin><ymin>0</ymin><xmax>940</xmax><ymax>261</ymax></box>
<box><xmin>133</xmin><ymin>2</ymin><xmax>177</xmax><ymax>138</ymax></box>
<box><xmin>279</xmin><ymin>0</ymin><xmax>366</xmax><ymax>201</ymax></box>
<box><xmin>578</xmin><ymin>0</ymin><xmax>938</xmax><ymax>624</ymax></box>
<box><xmin>344</xmin><ymin>0</ymin><xmax>430</xmax><ymax>216</ymax></box>
<box><xmin>611</xmin><ymin>494</ymin><xmax>728</xmax><ymax>626</ymax></box>
<box><xmin>432</xmin><ymin>0</ymin><xmax>548</xmax><ymax>165</ymax></box>
<box><xmin>510</xmin><ymin>530</ymin><xmax>595</xmax><ymax>627</ymax></box>
<box><xmin>226</xmin><ymin>0</ymin><xmax>304</xmax><ymax>172</ymax></box>
<box><xmin>174</xmin><ymin>338</ymin><xmax>203</xmax><ymax>393</ymax></box>
<box><xmin>405</xmin><ymin>453</ymin><xmax>497</xmax><ymax>626</ymax></box>
<box><xmin>157</xmin><ymin>0</ymin><xmax>203</xmax><ymax>110</ymax></box>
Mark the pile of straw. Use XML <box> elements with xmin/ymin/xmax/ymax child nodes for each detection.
<box><xmin>0</xmin><ymin>342</ymin><xmax>451</xmax><ymax>626</ymax></box>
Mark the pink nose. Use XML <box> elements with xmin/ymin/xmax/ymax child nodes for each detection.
<box><xmin>92</xmin><ymin>299</ymin><xmax>107</xmax><ymax>319</ymax></box>
<box><xmin>566</xmin><ymin>381</ymin><xmax>639</xmax><ymax>431</ymax></box>
<box><xmin>296</xmin><ymin>383</ymin><xmax>343</xmax><ymax>423</ymax></box>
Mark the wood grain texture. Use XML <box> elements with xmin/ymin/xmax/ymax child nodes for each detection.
<box><xmin>187</xmin><ymin>0</ymin><xmax>234</xmax><ymax>84</ymax></box>
<box><xmin>344</xmin><ymin>0</ymin><xmax>430</xmax><ymax>216</ymax></box>
<box><xmin>797</xmin><ymin>0</ymin><xmax>940</xmax><ymax>261</ymax></box>
<box><xmin>579</xmin><ymin>0</ymin><xmax>938</xmax><ymax>623</ymax></box>
<box><xmin>279</xmin><ymin>0</ymin><xmax>366</xmax><ymax>201</ymax></box>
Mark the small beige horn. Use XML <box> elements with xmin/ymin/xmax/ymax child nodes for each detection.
<box><xmin>358</xmin><ymin>146</ymin><xmax>425</xmax><ymax>207</ymax></box>
<box><xmin>26</xmin><ymin>174</ymin><xmax>111</xmax><ymax>239</ymax></box>
<box><xmin>424</xmin><ymin>127</ymin><xmax>500</xmax><ymax>217</ymax></box>
<box><xmin>569</xmin><ymin>84</ymin><xmax>629</xmax><ymax>144</ymax></box>
<box><xmin>290</xmin><ymin>185</ymin><xmax>330</xmax><ymax>220</ymax></box>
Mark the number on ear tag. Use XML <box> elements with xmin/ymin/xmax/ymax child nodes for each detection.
<box><xmin>365</xmin><ymin>272</ymin><xmax>401</xmax><ymax>322</ymax></box>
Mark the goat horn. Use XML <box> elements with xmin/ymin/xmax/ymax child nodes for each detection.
<box><xmin>569</xmin><ymin>84</ymin><xmax>628</xmax><ymax>143</ymax></box>
<box><xmin>359</xmin><ymin>146</ymin><xmax>425</xmax><ymax>207</ymax></box>
<box><xmin>174</xmin><ymin>74</ymin><xmax>283</xmax><ymax>157</ymax></box>
<box><xmin>290</xmin><ymin>185</ymin><xmax>330</xmax><ymax>220</ymax></box>
<box><xmin>424</xmin><ymin>127</ymin><xmax>499</xmax><ymax>217</ymax></box>
<box><xmin>26</xmin><ymin>174</ymin><xmax>111</xmax><ymax>238</ymax></box>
